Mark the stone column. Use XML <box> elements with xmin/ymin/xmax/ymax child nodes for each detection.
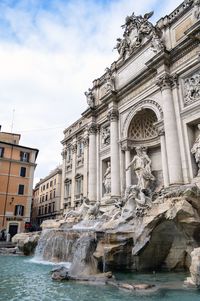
<box><xmin>88</xmin><ymin>123</ymin><xmax>97</xmax><ymax>201</ymax></box>
<box><xmin>125</xmin><ymin>148</ymin><xmax>132</xmax><ymax>187</ymax></box>
<box><xmin>158</xmin><ymin>127</ymin><xmax>169</xmax><ymax>187</ymax></box>
<box><xmin>96</xmin><ymin>127</ymin><xmax>101</xmax><ymax>201</ymax></box>
<box><xmin>108</xmin><ymin>109</ymin><xmax>120</xmax><ymax>197</ymax></box>
<box><xmin>157</xmin><ymin>74</ymin><xmax>183</xmax><ymax>185</ymax></box>
<box><xmin>71</xmin><ymin>142</ymin><xmax>77</xmax><ymax>208</ymax></box>
<box><xmin>60</xmin><ymin>147</ymin><xmax>67</xmax><ymax>210</ymax></box>
<box><xmin>83</xmin><ymin>136</ymin><xmax>89</xmax><ymax>198</ymax></box>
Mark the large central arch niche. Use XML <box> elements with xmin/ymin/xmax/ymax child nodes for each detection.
<box><xmin>128</xmin><ymin>109</ymin><xmax>158</xmax><ymax>141</ymax></box>
<box><xmin>127</xmin><ymin>108</ymin><xmax>163</xmax><ymax>188</ymax></box>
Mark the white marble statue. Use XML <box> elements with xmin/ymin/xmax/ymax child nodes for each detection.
<box><xmin>63</xmin><ymin>198</ymin><xmax>90</xmax><ymax>221</ymax></box>
<box><xmin>193</xmin><ymin>0</ymin><xmax>200</xmax><ymax>20</ymax></box>
<box><xmin>84</xmin><ymin>201</ymin><xmax>101</xmax><ymax>220</ymax></box>
<box><xmin>126</xmin><ymin>146</ymin><xmax>154</xmax><ymax>190</ymax></box>
<box><xmin>104</xmin><ymin>68</ymin><xmax>116</xmax><ymax>93</ymax></box>
<box><xmin>103</xmin><ymin>162</ymin><xmax>111</xmax><ymax>194</ymax></box>
<box><xmin>191</xmin><ymin>124</ymin><xmax>200</xmax><ymax>177</ymax></box>
<box><xmin>84</xmin><ymin>88</ymin><xmax>95</xmax><ymax>109</ymax></box>
<box><xmin>102</xmin><ymin>127</ymin><xmax>110</xmax><ymax>145</ymax></box>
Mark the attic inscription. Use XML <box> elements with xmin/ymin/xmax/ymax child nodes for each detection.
<box><xmin>174</xmin><ymin>17</ymin><xmax>193</xmax><ymax>41</ymax></box>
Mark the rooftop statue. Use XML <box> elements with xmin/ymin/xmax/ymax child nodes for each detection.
<box><xmin>193</xmin><ymin>0</ymin><xmax>200</xmax><ymax>19</ymax></box>
<box><xmin>84</xmin><ymin>88</ymin><xmax>95</xmax><ymax>109</ymax></box>
<box><xmin>114</xmin><ymin>11</ymin><xmax>164</xmax><ymax>60</ymax></box>
<box><xmin>104</xmin><ymin>67</ymin><xmax>116</xmax><ymax>93</ymax></box>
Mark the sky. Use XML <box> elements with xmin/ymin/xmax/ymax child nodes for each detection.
<box><xmin>0</xmin><ymin>0</ymin><xmax>183</xmax><ymax>185</ymax></box>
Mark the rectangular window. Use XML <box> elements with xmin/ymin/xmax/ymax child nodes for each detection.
<box><xmin>15</xmin><ymin>205</ymin><xmax>24</xmax><ymax>216</ymax></box>
<box><xmin>18</xmin><ymin>184</ymin><xmax>24</xmax><ymax>195</ymax></box>
<box><xmin>76</xmin><ymin>177</ymin><xmax>82</xmax><ymax>195</ymax></box>
<box><xmin>50</xmin><ymin>181</ymin><xmax>53</xmax><ymax>187</ymax></box>
<box><xmin>77</xmin><ymin>141</ymin><xmax>84</xmax><ymax>157</ymax></box>
<box><xmin>66</xmin><ymin>181</ymin><xmax>71</xmax><ymax>197</ymax></box>
<box><xmin>0</xmin><ymin>147</ymin><xmax>4</xmax><ymax>158</ymax></box>
<box><xmin>20</xmin><ymin>151</ymin><xmax>29</xmax><ymax>162</ymax></box>
<box><xmin>46</xmin><ymin>183</ymin><xmax>49</xmax><ymax>189</ymax></box>
<box><xmin>45</xmin><ymin>194</ymin><xmax>48</xmax><ymax>201</ymax></box>
<box><xmin>66</xmin><ymin>147</ymin><xmax>72</xmax><ymax>162</ymax></box>
<box><xmin>52</xmin><ymin>202</ymin><xmax>55</xmax><ymax>212</ymax></box>
<box><xmin>20</xmin><ymin>167</ymin><xmax>26</xmax><ymax>177</ymax></box>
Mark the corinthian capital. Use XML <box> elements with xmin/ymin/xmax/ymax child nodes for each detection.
<box><xmin>88</xmin><ymin>123</ymin><xmax>97</xmax><ymax>135</ymax></box>
<box><xmin>156</xmin><ymin>73</ymin><xmax>178</xmax><ymax>90</ymax></box>
<box><xmin>107</xmin><ymin>109</ymin><xmax>119</xmax><ymax>121</ymax></box>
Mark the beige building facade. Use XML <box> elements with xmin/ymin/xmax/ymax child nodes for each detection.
<box><xmin>32</xmin><ymin>166</ymin><xmax>62</xmax><ymax>226</ymax></box>
<box><xmin>61</xmin><ymin>1</ymin><xmax>200</xmax><ymax>211</ymax></box>
<box><xmin>0</xmin><ymin>129</ymin><xmax>38</xmax><ymax>238</ymax></box>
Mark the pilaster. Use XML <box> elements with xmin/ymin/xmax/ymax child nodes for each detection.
<box><xmin>88</xmin><ymin>123</ymin><xmax>97</xmax><ymax>201</ymax></box>
<box><xmin>107</xmin><ymin>108</ymin><xmax>120</xmax><ymax>197</ymax></box>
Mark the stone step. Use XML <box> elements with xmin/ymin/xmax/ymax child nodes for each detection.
<box><xmin>0</xmin><ymin>242</ymin><xmax>16</xmax><ymax>248</ymax></box>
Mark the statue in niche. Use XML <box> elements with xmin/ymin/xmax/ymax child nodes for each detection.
<box><xmin>193</xmin><ymin>0</ymin><xmax>200</xmax><ymax>20</ymax></box>
<box><xmin>191</xmin><ymin>124</ymin><xmax>200</xmax><ymax>177</ymax></box>
<box><xmin>184</xmin><ymin>73</ymin><xmax>200</xmax><ymax>105</ymax></box>
<box><xmin>84</xmin><ymin>88</ymin><xmax>95</xmax><ymax>109</ymax></box>
<box><xmin>126</xmin><ymin>146</ymin><xmax>155</xmax><ymax>190</ymax></box>
<box><xmin>104</xmin><ymin>67</ymin><xmax>116</xmax><ymax>93</ymax></box>
<box><xmin>102</xmin><ymin>127</ymin><xmax>110</xmax><ymax>145</ymax></box>
<box><xmin>103</xmin><ymin>162</ymin><xmax>111</xmax><ymax>194</ymax></box>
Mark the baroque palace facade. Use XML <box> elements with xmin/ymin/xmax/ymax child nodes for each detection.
<box><xmin>61</xmin><ymin>0</ymin><xmax>200</xmax><ymax>211</ymax></box>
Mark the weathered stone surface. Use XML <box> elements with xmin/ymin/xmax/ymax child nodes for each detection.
<box><xmin>12</xmin><ymin>232</ymin><xmax>40</xmax><ymax>255</ymax></box>
<box><xmin>69</xmin><ymin>235</ymin><xmax>99</xmax><ymax>277</ymax></box>
<box><xmin>41</xmin><ymin>220</ymin><xmax>62</xmax><ymax>230</ymax></box>
<box><xmin>51</xmin><ymin>266</ymin><xmax>70</xmax><ymax>281</ymax></box>
<box><xmin>185</xmin><ymin>247</ymin><xmax>200</xmax><ymax>287</ymax></box>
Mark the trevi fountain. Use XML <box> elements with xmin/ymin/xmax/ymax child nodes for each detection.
<box><xmin>1</xmin><ymin>1</ymin><xmax>200</xmax><ymax>300</ymax></box>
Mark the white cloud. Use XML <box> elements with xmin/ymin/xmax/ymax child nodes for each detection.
<box><xmin>0</xmin><ymin>0</ymin><xmax>183</xmax><ymax>184</ymax></box>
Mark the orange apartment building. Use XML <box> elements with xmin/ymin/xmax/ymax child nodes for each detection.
<box><xmin>0</xmin><ymin>129</ymin><xmax>38</xmax><ymax>238</ymax></box>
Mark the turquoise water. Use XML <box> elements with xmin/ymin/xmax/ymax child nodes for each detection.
<box><xmin>0</xmin><ymin>255</ymin><xmax>200</xmax><ymax>301</ymax></box>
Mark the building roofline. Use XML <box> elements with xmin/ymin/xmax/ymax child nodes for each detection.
<box><xmin>0</xmin><ymin>140</ymin><xmax>39</xmax><ymax>158</ymax></box>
